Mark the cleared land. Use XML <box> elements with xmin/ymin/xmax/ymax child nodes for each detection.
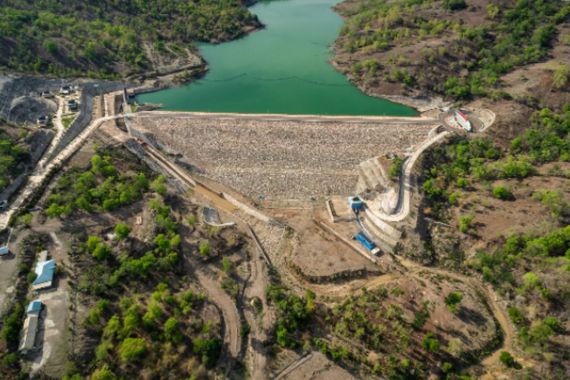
<box><xmin>129</xmin><ymin>114</ymin><xmax>437</xmax><ymax>200</ymax></box>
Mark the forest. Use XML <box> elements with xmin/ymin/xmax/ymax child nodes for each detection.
<box><xmin>0</xmin><ymin>0</ymin><xmax>260</xmax><ymax>77</ymax></box>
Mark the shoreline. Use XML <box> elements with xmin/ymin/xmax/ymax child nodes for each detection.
<box><xmin>131</xmin><ymin>0</ymin><xmax>431</xmax><ymax>117</ymax></box>
<box><xmin>1</xmin><ymin>0</ymin><xmax>444</xmax><ymax>118</ymax></box>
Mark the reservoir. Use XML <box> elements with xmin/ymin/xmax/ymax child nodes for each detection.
<box><xmin>137</xmin><ymin>0</ymin><xmax>416</xmax><ymax>116</ymax></box>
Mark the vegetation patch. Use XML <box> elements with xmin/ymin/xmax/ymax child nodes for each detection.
<box><xmin>45</xmin><ymin>149</ymin><xmax>155</xmax><ymax>218</ymax></box>
<box><xmin>0</xmin><ymin>127</ymin><xmax>30</xmax><ymax>191</ymax></box>
<box><xmin>336</xmin><ymin>0</ymin><xmax>569</xmax><ymax>99</ymax></box>
<box><xmin>0</xmin><ymin>0</ymin><xmax>261</xmax><ymax>77</ymax></box>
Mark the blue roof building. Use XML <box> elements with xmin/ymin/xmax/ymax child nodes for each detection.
<box><xmin>348</xmin><ymin>196</ymin><xmax>365</xmax><ymax>213</ymax></box>
<box><xmin>0</xmin><ymin>246</ymin><xmax>9</xmax><ymax>256</ymax></box>
<box><xmin>26</xmin><ymin>300</ymin><xmax>42</xmax><ymax>315</ymax></box>
<box><xmin>32</xmin><ymin>259</ymin><xmax>56</xmax><ymax>290</ymax></box>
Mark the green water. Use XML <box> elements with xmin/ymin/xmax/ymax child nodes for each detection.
<box><xmin>137</xmin><ymin>0</ymin><xmax>416</xmax><ymax>116</ymax></box>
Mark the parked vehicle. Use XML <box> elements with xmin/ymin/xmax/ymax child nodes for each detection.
<box><xmin>354</xmin><ymin>232</ymin><xmax>381</xmax><ymax>256</ymax></box>
<box><xmin>37</xmin><ymin>115</ymin><xmax>49</xmax><ymax>127</ymax></box>
<box><xmin>67</xmin><ymin>99</ymin><xmax>78</xmax><ymax>111</ymax></box>
<box><xmin>59</xmin><ymin>85</ymin><xmax>72</xmax><ymax>95</ymax></box>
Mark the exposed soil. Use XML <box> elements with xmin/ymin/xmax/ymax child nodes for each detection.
<box><xmin>453</xmin><ymin>172</ymin><xmax>570</xmax><ymax>258</ymax></box>
<box><xmin>276</xmin><ymin>207</ymin><xmax>379</xmax><ymax>281</ymax></box>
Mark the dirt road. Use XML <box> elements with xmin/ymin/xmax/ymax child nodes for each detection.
<box><xmin>243</xmin><ymin>232</ymin><xmax>274</xmax><ymax>380</ymax></box>
<box><xmin>194</xmin><ymin>269</ymin><xmax>242</xmax><ymax>361</ymax></box>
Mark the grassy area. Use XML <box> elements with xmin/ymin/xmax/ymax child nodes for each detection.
<box><xmin>61</xmin><ymin>116</ymin><xmax>75</xmax><ymax>129</ymax></box>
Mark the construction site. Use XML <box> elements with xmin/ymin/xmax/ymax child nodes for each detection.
<box><xmin>0</xmin><ymin>75</ymin><xmax>512</xmax><ymax>379</ymax></box>
<box><xmin>125</xmin><ymin>109</ymin><xmax>456</xmax><ymax>275</ymax></box>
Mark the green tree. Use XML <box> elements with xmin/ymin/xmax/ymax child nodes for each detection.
<box><xmin>119</xmin><ymin>337</ymin><xmax>147</xmax><ymax>363</ymax></box>
<box><xmin>93</xmin><ymin>243</ymin><xmax>111</xmax><ymax>261</ymax></box>
<box><xmin>115</xmin><ymin>223</ymin><xmax>130</xmax><ymax>239</ymax></box>
<box><xmin>192</xmin><ymin>338</ymin><xmax>222</xmax><ymax>367</ymax></box>
<box><xmin>492</xmin><ymin>185</ymin><xmax>513</xmax><ymax>200</ymax></box>
<box><xmin>486</xmin><ymin>4</ymin><xmax>500</xmax><ymax>19</ymax></box>
<box><xmin>443</xmin><ymin>0</ymin><xmax>467</xmax><ymax>11</ymax></box>
<box><xmin>187</xmin><ymin>214</ymin><xmax>197</xmax><ymax>228</ymax></box>
<box><xmin>459</xmin><ymin>213</ymin><xmax>475</xmax><ymax>233</ymax></box>
<box><xmin>421</xmin><ymin>332</ymin><xmax>440</xmax><ymax>353</ymax></box>
<box><xmin>222</xmin><ymin>257</ymin><xmax>232</xmax><ymax>273</ymax></box>
<box><xmin>150</xmin><ymin>175</ymin><xmax>167</xmax><ymax>195</ymax></box>
<box><xmin>553</xmin><ymin>64</ymin><xmax>568</xmax><ymax>89</ymax></box>
<box><xmin>43</xmin><ymin>40</ymin><xmax>58</xmax><ymax>54</ymax></box>
<box><xmin>444</xmin><ymin>291</ymin><xmax>463</xmax><ymax>313</ymax></box>
<box><xmin>86</xmin><ymin>236</ymin><xmax>101</xmax><ymax>252</ymax></box>
<box><xmin>199</xmin><ymin>242</ymin><xmax>210</xmax><ymax>257</ymax></box>
<box><xmin>389</xmin><ymin>156</ymin><xmax>404</xmax><ymax>178</ymax></box>
<box><xmin>499</xmin><ymin>351</ymin><xmax>515</xmax><ymax>367</ymax></box>
<box><xmin>164</xmin><ymin>317</ymin><xmax>182</xmax><ymax>343</ymax></box>
<box><xmin>91</xmin><ymin>365</ymin><xmax>117</xmax><ymax>380</ymax></box>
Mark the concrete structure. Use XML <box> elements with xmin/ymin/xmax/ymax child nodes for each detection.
<box><xmin>19</xmin><ymin>300</ymin><xmax>42</xmax><ymax>353</ymax></box>
<box><xmin>348</xmin><ymin>196</ymin><xmax>364</xmax><ymax>213</ymax></box>
<box><xmin>32</xmin><ymin>258</ymin><xmax>56</xmax><ymax>291</ymax></box>
<box><xmin>326</xmin><ymin>196</ymin><xmax>356</xmax><ymax>223</ymax></box>
<box><xmin>455</xmin><ymin>111</ymin><xmax>472</xmax><ymax>132</ymax></box>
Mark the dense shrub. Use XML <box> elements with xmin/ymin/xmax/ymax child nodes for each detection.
<box><xmin>46</xmin><ymin>153</ymin><xmax>152</xmax><ymax>218</ymax></box>
<box><xmin>492</xmin><ymin>185</ymin><xmax>513</xmax><ymax>200</ymax></box>
<box><xmin>499</xmin><ymin>351</ymin><xmax>515</xmax><ymax>367</ymax></box>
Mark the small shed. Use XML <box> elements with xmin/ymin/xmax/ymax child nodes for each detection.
<box><xmin>0</xmin><ymin>246</ymin><xmax>9</xmax><ymax>256</ymax></box>
<box><xmin>32</xmin><ymin>259</ymin><xmax>56</xmax><ymax>291</ymax></box>
<box><xmin>347</xmin><ymin>196</ymin><xmax>365</xmax><ymax>213</ymax></box>
<box><xmin>26</xmin><ymin>300</ymin><xmax>43</xmax><ymax>315</ymax></box>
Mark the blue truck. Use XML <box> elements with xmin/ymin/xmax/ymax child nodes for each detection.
<box><xmin>354</xmin><ymin>232</ymin><xmax>381</xmax><ymax>256</ymax></box>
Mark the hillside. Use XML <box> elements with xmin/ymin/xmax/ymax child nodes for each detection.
<box><xmin>331</xmin><ymin>1</ymin><xmax>570</xmax><ymax>378</ymax></box>
<box><xmin>0</xmin><ymin>0</ymin><xmax>260</xmax><ymax>78</ymax></box>
<box><xmin>334</xmin><ymin>0</ymin><xmax>570</xmax><ymax>103</ymax></box>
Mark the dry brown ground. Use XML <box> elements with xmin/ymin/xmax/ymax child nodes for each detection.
<box><xmin>500</xmin><ymin>23</ymin><xmax>570</xmax><ymax>111</ymax></box>
<box><xmin>272</xmin><ymin>206</ymin><xmax>379</xmax><ymax>280</ymax></box>
<box><xmin>452</xmin><ymin>168</ymin><xmax>570</xmax><ymax>257</ymax></box>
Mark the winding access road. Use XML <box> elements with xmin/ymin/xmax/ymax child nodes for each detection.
<box><xmin>370</xmin><ymin>130</ymin><xmax>450</xmax><ymax>222</ymax></box>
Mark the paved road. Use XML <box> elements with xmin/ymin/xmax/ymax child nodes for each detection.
<box><xmin>134</xmin><ymin>110</ymin><xmax>437</xmax><ymax>125</ymax></box>
<box><xmin>0</xmin><ymin>114</ymin><xmax>120</xmax><ymax>230</ymax></box>
<box><xmin>370</xmin><ymin>131</ymin><xmax>450</xmax><ymax>222</ymax></box>
<box><xmin>37</xmin><ymin>97</ymin><xmax>65</xmax><ymax>169</ymax></box>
